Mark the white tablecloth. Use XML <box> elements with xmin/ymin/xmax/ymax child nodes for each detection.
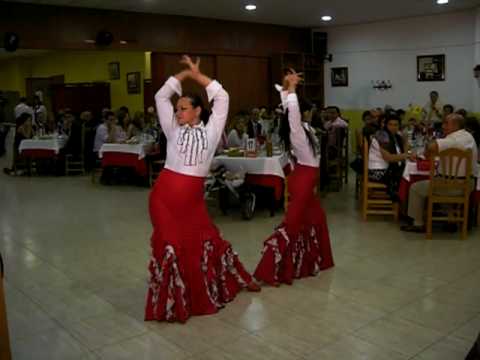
<box><xmin>214</xmin><ymin>153</ymin><xmax>289</xmax><ymax>178</ymax></box>
<box><xmin>98</xmin><ymin>143</ymin><xmax>152</xmax><ymax>160</ymax></box>
<box><xmin>403</xmin><ymin>160</ymin><xmax>480</xmax><ymax>191</ymax></box>
<box><xmin>19</xmin><ymin>136</ymin><xmax>67</xmax><ymax>155</ymax></box>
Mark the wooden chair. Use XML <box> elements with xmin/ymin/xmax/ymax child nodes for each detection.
<box><xmin>361</xmin><ymin>138</ymin><xmax>399</xmax><ymax>221</ymax></box>
<box><xmin>326</xmin><ymin>127</ymin><xmax>348</xmax><ymax>191</ymax></box>
<box><xmin>426</xmin><ymin>148</ymin><xmax>472</xmax><ymax>240</ymax></box>
<box><xmin>65</xmin><ymin>124</ymin><xmax>86</xmax><ymax>175</ymax></box>
<box><xmin>0</xmin><ymin>253</ymin><xmax>12</xmax><ymax>360</ymax></box>
<box><xmin>91</xmin><ymin>157</ymin><xmax>103</xmax><ymax>183</ymax></box>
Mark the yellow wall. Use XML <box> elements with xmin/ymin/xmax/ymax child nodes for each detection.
<box><xmin>0</xmin><ymin>50</ymin><xmax>147</xmax><ymax>112</ymax></box>
<box><xmin>0</xmin><ymin>58</ymin><xmax>31</xmax><ymax>95</ymax></box>
<box><xmin>145</xmin><ymin>52</ymin><xmax>152</xmax><ymax>80</ymax></box>
<box><xmin>30</xmin><ymin>50</ymin><xmax>146</xmax><ymax>112</ymax></box>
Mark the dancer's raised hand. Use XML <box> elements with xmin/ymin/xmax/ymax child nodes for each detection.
<box><xmin>180</xmin><ymin>55</ymin><xmax>201</xmax><ymax>76</ymax></box>
<box><xmin>284</xmin><ymin>68</ymin><xmax>303</xmax><ymax>91</ymax></box>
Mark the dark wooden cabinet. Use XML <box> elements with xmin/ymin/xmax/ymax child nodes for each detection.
<box><xmin>271</xmin><ymin>53</ymin><xmax>324</xmax><ymax>107</ymax></box>
<box><xmin>51</xmin><ymin>82</ymin><xmax>111</xmax><ymax>118</ymax></box>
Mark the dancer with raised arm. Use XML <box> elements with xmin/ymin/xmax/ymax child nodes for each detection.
<box><xmin>145</xmin><ymin>56</ymin><xmax>259</xmax><ymax>323</ymax></box>
<box><xmin>254</xmin><ymin>70</ymin><xmax>334</xmax><ymax>285</ymax></box>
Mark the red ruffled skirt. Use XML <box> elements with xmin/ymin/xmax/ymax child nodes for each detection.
<box><xmin>254</xmin><ymin>164</ymin><xmax>334</xmax><ymax>285</ymax></box>
<box><xmin>145</xmin><ymin>169</ymin><xmax>253</xmax><ymax>323</ymax></box>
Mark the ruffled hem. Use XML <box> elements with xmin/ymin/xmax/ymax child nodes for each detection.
<box><xmin>145</xmin><ymin>239</ymin><xmax>251</xmax><ymax>323</ymax></box>
<box><xmin>254</xmin><ymin>224</ymin><xmax>334</xmax><ymax>285</ymax></box>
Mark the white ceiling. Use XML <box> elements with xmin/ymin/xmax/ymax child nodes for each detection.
<box><xmin>5</xmin><ymin>0</ymin><xmax>480</xmax><ymax>27</ymax></box>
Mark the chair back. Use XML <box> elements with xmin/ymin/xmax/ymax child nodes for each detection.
<box><xmin>362</xmin><ymin>136</ymin><xmax>369</xmax><ymax>184</ymax></box>
<box><xmin>429</xmin><ymin>148</ymin><xmax>472</xmax><ymax>197</ymax></box>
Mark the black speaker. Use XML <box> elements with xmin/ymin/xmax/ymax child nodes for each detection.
<box><xmin>4</xmin><ymin>32</ymin><xmax>19</xmax><ymax>52</ymax></box>
<box><xmin>96</xmin><ymin>30</ymin><xmax>114</xmax><ymax>46</ymax></box>
<box><xmin>312</xmin><ymin>31</ymin><xmax>327</xmax><ymax>56</ymax></box>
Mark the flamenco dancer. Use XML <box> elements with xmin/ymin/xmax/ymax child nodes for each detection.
<box><xmin>254</xmin><ymin>70</ymin><xmax>334</xmax><ymax>285</ymax></box>
<box><xmin>145</xmin><ymin>55</ymin><xmax>259</xmax><ymax>323</ymax></box>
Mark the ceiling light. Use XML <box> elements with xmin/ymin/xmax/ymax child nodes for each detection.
<box><xmin>245</xmin><ymin>4</ymin><xmax>256</xmax><ymax>11</ymax></box>
<box><xmin>84</xmin><ymin>39</ymin><xmax>95</xmax><ymax>44</ymax></box>
<box><xmin>120</xmin><ymin>40</ymin><xmax>128</xmax><ymax>45</ymax></box>
<box><xmin>321</xmin><ymin>15</ymin><xmax>333</xmax><ymax>21</ymax></box>
<box><xmin>436</xmin><ymin>0</ymin><xmax>448</xmax><ymax>4</ymax></box>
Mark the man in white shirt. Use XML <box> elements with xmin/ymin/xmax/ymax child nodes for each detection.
<box><xmin>402</xmin><ymin>114</ymin><xmax>478</xmax><ymax>232</ymax></box>
<box><xmin>422</xmin><ymin>91</ymin><xmax>443</xmax><ymax>126</ymax></box>
<box><xmin>93</xmin><ymin>111</ymin><xmax>126</xmax><ymax>153</ymax></box>
<box><xmin>14</xmin><ymin>97</ymin><xmax>34</xmax><ymax>121</ymax></box>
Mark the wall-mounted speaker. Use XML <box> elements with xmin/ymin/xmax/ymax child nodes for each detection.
<box><xmin>96</xmin><ymin>30</ymin><xmax>114</xmax><ymax>46</ymax></box>
<box><xmin>3</xmin><ymin>32</ymin><xmax>19</xmax><ymax>52</ymax></box>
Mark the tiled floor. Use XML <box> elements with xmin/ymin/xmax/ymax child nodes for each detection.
<box><xmin>1</xmin><ymin>141</ymin><xmax>479</xmax><ymax>359</ymax></box>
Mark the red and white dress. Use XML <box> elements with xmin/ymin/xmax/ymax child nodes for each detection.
<box><xmin>145</xmin><ymin>77</ymin><xmax>253</xmax><ymax>323</ymax></box>
<box><xmin>254</xmin><ymin>91</ymin><xmax>334</xmax><ymax>285</ymax></box>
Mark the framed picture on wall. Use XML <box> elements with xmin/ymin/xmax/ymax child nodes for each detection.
<box><xmin>331</xmin><ymin>67</ymin><xmax>348</xmax><ymax>87</ymax></box>
<box><xmin>126</xmin><ymin>72</ymin><xmax>141</xmax><ymax>94</ymax></box>
<box><xmin>108</xmin><ymin>62</ymin><xmax>120</xmax><ymax>80</ymax></box>
<box><xmin>417</xmin><ymin>54</ymin><xmax>445</xmax><ymax>81</ymax></box>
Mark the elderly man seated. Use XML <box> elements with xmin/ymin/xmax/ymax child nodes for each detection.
<box><xmin>401</xmin><ymin>114</ymin><xmax>478</xmax><ymax>232</ymax></box>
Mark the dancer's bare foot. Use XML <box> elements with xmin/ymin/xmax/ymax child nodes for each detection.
<box><xmin>247</xmin><ymin>281</ymin><xmax>261</xmax><ymax>292</ymax></box>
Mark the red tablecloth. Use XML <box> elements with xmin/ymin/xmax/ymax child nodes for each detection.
<box><xmin>20</xmin><ymin>149</ymin><xmax>57</xmax><ymax>159</ymax></box>
<box><xmin>244</xmin><ymin>164</ymin><xmax>292</xmax><ymax>201</ymax></box>
<box><xmin>101</xmin><ymin>152</ymin><xmax>147</xmax><ymax>177</ymax></box>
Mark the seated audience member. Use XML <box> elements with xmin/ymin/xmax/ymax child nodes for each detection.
<box><xmin>368</xmin><ymin>113</ymin><xmax>413</xmax><ymax>200</ymax></box>
<box><xmin>93</xmin><ymin>111</ymin><xmax>126</xmax><ymax>154</ymax></box>
<box><xmin>359</xmin><ymin>110</ymin><xmax>378</xmax><ymax>146</ymax></box>
<box><xmin>324</xmin><ymin>106</ymin><xmax>348</xmax><ymax>147</ymax></box>
<box><xmin>456</xmin><ymin>108</ymin><xmax>468</xmax><ymax>118</ymax></box>
<box><xmin>401</xmin><ymin>114</ymin><xmax>478</xmax><ymax>232</ymax></box>
<box><xmin>323</xmin><ymin>106</ymin><xmax>348</xmax><ymax>130</ymax></box>
<box><xmin>396</xmin><ymin>109</ymin><xmax>406</xmax><ymax>123</ymax></box>
<box><xmin>126</xmin><ymin>111</ymin><xmax>145</xmax><ymax>140</ymax></box>
<box><xmin>227</xmin><ymin>115</ymin><xmax>248</xmax><ymax>149</ymax></box>
<box><xmin>81</xmin><ymin>111</ymin><xmax>98</xmax><ymax>171</ymax></box>
<box><xmin>117</xmin><ymin>107</ymin><xmax>131</xmax><ymax>133</ymax></box>
<box><xmin>443</xmin><ymin>104</ymin><xmax>454</xmax><ymax>118</ymax></box>
<box><xmin>247</xmin><ymin>108</ymin><xmax>263</xmax><ymax>139</ymax></box>
<box><xmin>3</xmin><ymin>112</ymin><xmax>34</xmax><ymax>175</ymax></box>
<box><xmin>63</xmin><ymin>111</ymin><xmax>83</xmax><ymax>157</ymax></box>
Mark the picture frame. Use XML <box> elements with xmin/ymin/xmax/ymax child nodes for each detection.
<box><xmin>108</xmin><ymin>62</ymin><xmax>120</xmax><ymax>80</ymax></box>
<box><xmin>417</xmin><ymin>54</ymin><xmax>445</xmax><ymax>82</ymax></box>
<box><xmin>126</xmin><ymin>72</ymin><xmax>141</xmax><ymax>94</ymax></box>
<box><xmin>331</xmin><ymin>67</ymin><xmax>348</xmax><ymax>87</ymax></box>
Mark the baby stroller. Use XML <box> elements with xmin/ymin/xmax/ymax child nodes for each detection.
<box><xmin>204</xmin><ymin>163</ymin><xmax>256</xmax><ymax>220</ymax></box>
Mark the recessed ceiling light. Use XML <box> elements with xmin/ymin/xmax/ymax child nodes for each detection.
<box><xmin>436</xmin><ymin>0</ymin><xmax>448</xmax><ymax>4</ymax></box>
<box><xmin>321</xmin><ymin>15</ymin><xmax>333</xmax><ymax>21</ymax></box>
<box><xmin>245</xmin><ymin>4</ymin><xmax>257</xmax><ymax>11</ymax></box>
